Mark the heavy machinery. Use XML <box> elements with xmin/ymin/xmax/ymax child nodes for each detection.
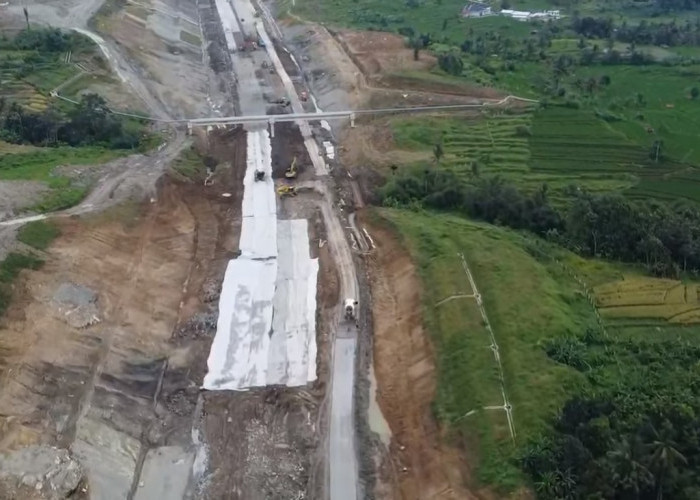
<box><xmin>344</xmin><ymin>299</ymin><xmax>358</xmax><ymax>321</ymax></box>
<box><xmin>277</xmin><ymin>185</ymin><xmax>297</xmax><ymax>197</ymax></box>
<box><xmin>254</xmin><ymin>170</ymin><xmax>265</xmax><ymax>182</ymax></box>
<box><xmin>271</xmin><ymin>96</ymin><xmax>290</xmax><ymax>106</ymax></box>
<box><xmin>299</xmin><ymin>91</ymin><xmax>308</xmax><ymax>102</ymax></box>
<box><xmin>285</xmin><ymin>157</ymin><xmax>297</xmax><ymax>179</ymax></box>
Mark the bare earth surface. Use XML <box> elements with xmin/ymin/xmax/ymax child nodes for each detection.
<box><xmin>0</xmin><ymin>128</ymin><xmax>247</xmax><ymax>498</ymax></box>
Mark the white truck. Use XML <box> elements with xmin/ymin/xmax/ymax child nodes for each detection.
<box><xmin>344</xmin><ymin>298</ymin><xmax>358</xmax><ymax>321</ymax></box>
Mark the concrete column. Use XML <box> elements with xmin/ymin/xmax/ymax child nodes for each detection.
<box><xmin>350</xmin><ymin>113</ymin><xmax>356</xmax><ymax>128</ymax></box>
<box><xmin>187</xmin><ymin>122</ymin><xmax>192</xmax><ymax>136</ymax></box>
<box><xmin>269</xmin><ymin>119</ymin><xmax>275</xmax><ymax>138</ymax></box>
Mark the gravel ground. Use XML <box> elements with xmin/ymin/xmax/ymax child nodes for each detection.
<box><xmin>0</xmin><ymin>181</ymin><xmax>50</xmax><ymax>222</ymax></box>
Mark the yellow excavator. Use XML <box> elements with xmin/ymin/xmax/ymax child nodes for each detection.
<box><xmin>285</xmin><ymin>156</ymin><xmax>297</xmax><ymax>179</ymax></box>
<box><xmin>277</xmin><ymin>185</ymin><xmax>297</xmax><ymax>197</ymax></box>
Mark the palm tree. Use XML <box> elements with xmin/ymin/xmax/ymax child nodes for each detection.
<box><xmin>608</xmin><ymin>437</ymin><xmax>654</xmax><ymax>499</ymax></box>
<box><xmin>433</xmin><ymin>143</ymin><xmax>444</xmax><ymax>163</ymax></box>
<box><xmin>645</xmin><ymin>423</ymin><xmax>687</xmax><ymax>500</ymax></box>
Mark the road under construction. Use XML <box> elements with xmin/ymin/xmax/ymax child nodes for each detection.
<box><xmin>0</xmin><ymin>0</ymin><xmax>540</xmax><ymax>497</ymax></box>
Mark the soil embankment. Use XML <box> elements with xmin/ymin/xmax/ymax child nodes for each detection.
<box><xmin>364</xmin><ymin>213</ymin><xmax>478</xmax><ymax>500</ymax></box>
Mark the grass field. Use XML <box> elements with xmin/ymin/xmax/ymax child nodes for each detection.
<box><xmin>573</xmin><ymin>64</ymin><xmax>700</xmax><ymax>165</ymax></box>
<box><xmin>17</xmin><ymin>220</ymin><xmax>61</xmax><ymax>251</ymax></box>
<box><xmin>290</xmin><ymin>0</ymin><xmax>529</xmax><ymax>45</ymax></box>
<box><xmin>0</xmin><ymin>147</ymin><xmax>125</xmax><ymax>212</ymax></box>
<box><xmin>171</xmin><ymin>145</ymin><xmax>206</xmax><ymax>180</ymax></box>
<box><xmin>378</xmin><ymin>208</ymin><xmax>594</xmax><ymax>489</ymax></box>
<box><xmin>0</xmin><ymin>147</ymin><xmax>123</xmax><ymax>181</ymax></box>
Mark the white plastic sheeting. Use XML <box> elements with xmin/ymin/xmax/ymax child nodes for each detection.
<box><xmin>269</xmin><ymin>220</ymin><xmax>319</xmax><ymax>386</ymax></box>
<box><xmin>203</xmin><ymin>129</ymin><xmax>318</xmax><ymax>391</ymax></box>
<box><xmin>240</xmin><ymin>129</ymin><xmax>277</xmax><ymax>259</ymax></box>
<box><xmin>203</xmin><ymin>130</ymin><xmax>277</xmax><ymax>390</ymax></box>
<box><xmin>203</xmin><ymin>259</ymin><xmax>277</xmax><ymax>389</ymax></box>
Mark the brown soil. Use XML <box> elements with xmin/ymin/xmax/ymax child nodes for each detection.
<box><xmin>339</xmin><ymin>118</ymin><xmax>433</xmax><ymax>170</ymax></box>
<box><xmin>337</xmin><ymin>30</ymin><xmax>436</xmax><ymax>78</ymax></box>
<box><xmin>364</xmin><ymin>214</ymin><xmax>479</xmax><ymax>500</ymax></box>
<box><xmin>271</xmin><ymin>122</ymin><xmax>313</xmax><ymax>180</ymax></box>
<box><xmin>335</xmin><ymin>29</ymin><xmax>501</xmax><ymax>99</ymax></box>
<box><xmin>0</xmin><ymin>127</ymin><xmax>244</xmax><ymax>483</ymax></box>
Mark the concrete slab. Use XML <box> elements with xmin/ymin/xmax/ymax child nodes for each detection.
<box><xmin>72</xmin><ymin>418</ymin><xmax>140</xmax><ymax>500</ymax></box>
<box><xmin>133</xmin><ymin>446</ymin><xmax>194</xmax><ymax>500</ymax></box>
<box><xmin>330</xmin><ymin>338</ymin><xmax>357</xmax><ymax>500</ymax></box>
<box><xmin>268</xmin><ymin>219</ymin><xmax>318</xmax><ymax>386</ymax></box>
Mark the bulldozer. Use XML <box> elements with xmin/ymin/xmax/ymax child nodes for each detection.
<box><xmin>277</xmin><ymin>185</ymin><xmax>297</xmax><ymax>197</ymax></box>
<box><xmin>285</xmin><ymin>157</ymin><xmax>297</xmax><ymax>179</ymax></box>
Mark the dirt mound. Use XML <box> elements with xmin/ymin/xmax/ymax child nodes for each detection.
<box><xmin>364</xmin><ymin>214</ymin><xmax>478</xmax><ymax>500</ymax></box>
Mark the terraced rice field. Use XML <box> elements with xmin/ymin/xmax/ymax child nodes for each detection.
<box><xmin>595</xmin><ymin>277</ymin><xmax>700</xmax><ymax>323</ymax></box>
<box><xmin>531</xmin><ymin>107</ymin><xmax>700</xmax><ymax>203</ymax></box>
<box><xmin>391</xmin><ymin>105</ymin><xmax>700</xmax><ymax>203</ymax></box>
<box><xmin>530</xmin><ymin>107</ymin><xmax>647</xmax><ymax>174</ymax></box>
<box><xmin>0</xmin><ymin>71</ymin><xmax>50</xmax><ymax>112</ymax></box>
<box><xmin>392</xmin><ymin>113</ymin><xmax>531</xmax><ymax>177</ymax></box>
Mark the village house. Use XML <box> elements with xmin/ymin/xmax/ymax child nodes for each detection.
<box><xmin>462</xmin><ymin>1</ymin><xmax>493</xmax><ymax>18</ymax></box>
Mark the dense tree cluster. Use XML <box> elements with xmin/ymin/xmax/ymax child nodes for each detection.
<box><xmin>8</xmin><ymin>28</ymin><xmax>77</xmax><ymax>52</ymax></box>
<box><xmin>572</xmin><ymin>16</ymin><xmax>700</xmax><ymax>47</ymax></box>
<box><xmin>382</xmin><ymin>169</ymin><xmax>700</xmax><ymax>276</ymax></box>
<box><xmin>0</xmin><ymin>94</ymin><xmax>141</xmax><ymax>149</ymax></box>
<box><xmin>0</xmin><ymin>29</ymin><xmax>138</xmax><ymax>148</ymax></box>
<box><xmin>525</xmin><ymin>331</ymin><xmax>700</xmax><ymax>499</ymax></box>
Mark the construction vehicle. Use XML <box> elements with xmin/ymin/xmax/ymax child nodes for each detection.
<box><xmin>344</xmin><ymin>299</ymin><xmax>358</xmax><ymax>321</ymax></box>
<box><xmin>277</xmin><ymin>185</ymin><xmax>297</xmax><ymax>197</ymax></box>
<box><xmin>271</xmin><ymin>97</ymin><xmax>290</xmax><ymax>106</ymax></box>
<box><xmin>285</xmin><ymin>156</ymin><xmax>298</xmax><ymax>179</ymax></box>
<box><xmin>254</xmin><ymin>170</ymin><xmax>265</xmax><ymax>182</ymax></box>
<box><xmin>299</xmin><ymin>91</ymin><xmax>308</xmax><ymax>102</ymax></box>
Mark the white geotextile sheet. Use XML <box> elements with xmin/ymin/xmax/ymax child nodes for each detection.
<box><xmin>204</xmin><ymin>129</ymin><xmax>319</xmax><ymax>391</ymax></box>
<box><xmin>202</xmin><ymin>259</ymin><xmax>277</xmax><ymax>390</ymax></box>
<box><xmin>240</xmin><ymin>129</ymin><xmax>277</xmax><ymax>259</ymax></box>
<box><xmin>268</xmin><ymin>220</ymin><xmax>319</xmax><ymax>386</ymax></box>
<box><xmin>214</xmin><ymin>0</ymin><xmax>239</xmax><ymax>51</ymax></box>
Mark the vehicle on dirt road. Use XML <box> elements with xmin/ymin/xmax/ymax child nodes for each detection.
<box><xmin>344</xmin><ymin>298</ymin><xmax>358</xmax><ymax>321</ymax></box>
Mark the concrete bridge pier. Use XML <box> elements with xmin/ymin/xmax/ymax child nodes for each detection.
<box><xmin>269</xmin><ymin>119</ymin><xmax>275</xmax><ymax>138</ymax></box>
<box><xmin>350</xmin><ymin>113</ymin><xmax>355</xmax><ymax>128</ymax></box>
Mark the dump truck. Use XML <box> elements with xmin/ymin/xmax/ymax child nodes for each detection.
<box><xmin>344</xmin><ymin>299</ymin><xmax>358</xmax><ymax>321</ymax></box>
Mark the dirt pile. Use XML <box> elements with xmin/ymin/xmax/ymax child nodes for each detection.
<box><xmin>51</xmin><ymin>282</ymin><xmax>100</xmax><ymax>329</ymax></box>
<box><xmin>364</xmin><ymin>215</ymin><xmax>478</xmax><ymax>500</ymax></box>
<box><xmin>0</xmin><ymin>445</ymin><xmax>86</xmax><ymax>500</ymax></box>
